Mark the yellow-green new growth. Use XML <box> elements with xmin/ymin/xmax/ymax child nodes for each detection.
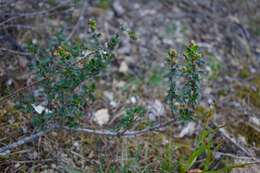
<box><xmin>167</xmin><ymin>48</ymin><xmax>178</xmax><ymax>65</ymax></box>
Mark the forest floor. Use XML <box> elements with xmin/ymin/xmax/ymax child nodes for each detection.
<box><xmin>0</xmin><ymin>0</ymin><xmax>260</xmax><ymax>172</ymax></box>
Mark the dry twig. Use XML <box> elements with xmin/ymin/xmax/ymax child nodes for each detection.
<box><xmin>66</xmin><ymin>0</ymin><xmax>88</xmax><ymax>41</ymax></box>
<box><xmin>0</xmin><ymin>119</ymin><xmax>178</xmax><ymax>155</ymax></box>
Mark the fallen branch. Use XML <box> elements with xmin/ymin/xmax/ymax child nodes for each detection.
<box><xmin>214</xmin><ymin>151</ymin><xmax>260</xmax><ymax>162</ymax></box>
<box><xmin>0</xmin><ymin>125</ymin><xmax>59</xmax><ymax>155</ymax></box>
<box><xmin>2</xmin><ymin>117</ymin><xmax>256</xmax><ymax>159</ymax></box>
<box><xmin>63</xmin><ymin>119</ymin><xmax>178</xmax><ymax>137</ymax></box>
<box><xmin>0</xmin><ymin>119</ymin><xmax>178</xmax><ymax>155</ymax></box>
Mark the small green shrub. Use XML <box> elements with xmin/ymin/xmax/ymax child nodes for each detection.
<box><xmin>25</xmin><ymin>20</ymin><xmax>122</xmax><ymax>127</ymax></box>
<box><xmin>165</xmin><ymin>42</ymin><xmax>204</xmax><ymax>121</ymax></box>
<box><xmin>17</xmin><ymin>20</ymin><xmax>239</xmax><ymax>172</ymax></box>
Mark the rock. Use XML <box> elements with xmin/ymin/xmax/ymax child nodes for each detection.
<box><xmin>93</xmin><ymin>109</ymin><xmax>110</xmax><ymax>126</ymax></box>
<box><xmin>32</xmin><ymin>39</ymin><xmax>37</xmax><ymax>45</ymax></box>
<box><xmin>249</xmin><ymin>116</ymin><xmax>260</xmax><ymax>127</ymax></box>
<box><xmin>104</xmin><ymin>91</ymin><xmax>114</xmax><ymax>101</ymax></box>
<box><xmin>162</xmin><ymin>137</ymin><xmax>169</xmax><ymax>145</ymax></box>
<box><xmin>31</xmin><ymin>104</ymin><xmax>52</xmax><ymax>114</ymax></box>
<box><xmin>207</xmin><ymin>98</ymin><xmax>214</xmax><ymax>106</ymax></box>
<box><xmin>6</xmin><ymin>79</ymin><xmax>13</xmax><ymax>86</ymax></box>
<box><xmin>204</xmin><ymin>87</ymin><xmax>212</xmax><ymax>95</ymax></box>
<box><xmin>104</xmin><ymin>91</ymin><xmax>117</xmax><ymax>107</ymax></box>
<box><xmin>113</xmin><ymin>80</ymin><xmax>126</xmax><ymax>88</ymax></box>
<box><xmin>112</xmin><ymin>1</ymin><xmax>125</xmax><ymax>17</ymax></box>
<box><xmin>177</xmin><ymin>122</ymin><xmax>196</xmax><ymax>138</ymax></box>
<box><xmin>130</xmin><ymin>96</ymin><xmax>137</xmax><ymax>104</ymax></box>
<box><xmin>110</xmin><ymin>101</ymin><xmax>117</xmax><ymax>107</ymax></box>
<box><xmin>73</xmin><ymin>141</ymin><xmax>80</xmax><ymax>151</ymax></box>
<box><xmin>14</xmin><ymin>163</ymin><xmax>20</xmax><ymax>168</ymax></box>
<box><xmin>119</xmin><ymin>61</ymin><xmax>129</xmax><ymax>73</ymax></box>
<box><xmin>118</xmin><ymin>39</ymin><xmax>131</xmax><ymax>55</ymax></box>
<box><xmin>249</xmin><ymin>66</ymin><xmax>256</xmax><ymax>73</ymax></box>
<box><xmin>147</xmin><ymin>100</ymin><xmax>165</xmax><ymax>121</ymax></box>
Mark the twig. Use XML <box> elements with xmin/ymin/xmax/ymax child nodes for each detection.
<box><xmin>0</xmin><ymin>125</ymin><xmax>59</xmax><ymax>155</ymax></box>
<box><xmin>9</xmin><ymin>159</ymin><xmax>53</xmax><ymax>164</ymax></box>
<box><xmin>0</xmin><ymin>2</ymin><xmax>71</xmax><ymax>27</ymax></box>
<box><xmin>214</xmin><ymin>151</ymin><xmax>260</xmax><ymax>162</ymax></box>
<box><xmin>0</xmin><ymin>47</ymin><xmax>32</xmax><ymax>56</ymax></box>
<box><xmin>213</xmin><ymin>122</ymin><xmax>255</xmax><ymax>157</ymax></box>
<box><xmin>63</xmin><ymin>119</ymin><xmax>178</xmax><ymax>137</ymax></box>
<box><xmin>0</xmin><ymin>119</ymin><xmax>178</xmax><ymax>155</ymax></box>
<box><xmin>66</xmin><ymin>0</ymin><xmax>88</xmax><ymax>41</ymax></box>
<box><xmin>1</xmin><ymin>24</ymin><xmax>34</xmax><ymax>30</ymax></box>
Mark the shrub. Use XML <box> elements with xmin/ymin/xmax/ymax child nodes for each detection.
<box><xmin>0</xmin><ymin>20</ymin><xmax>246</xmax><ymax>172</ymax></box>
